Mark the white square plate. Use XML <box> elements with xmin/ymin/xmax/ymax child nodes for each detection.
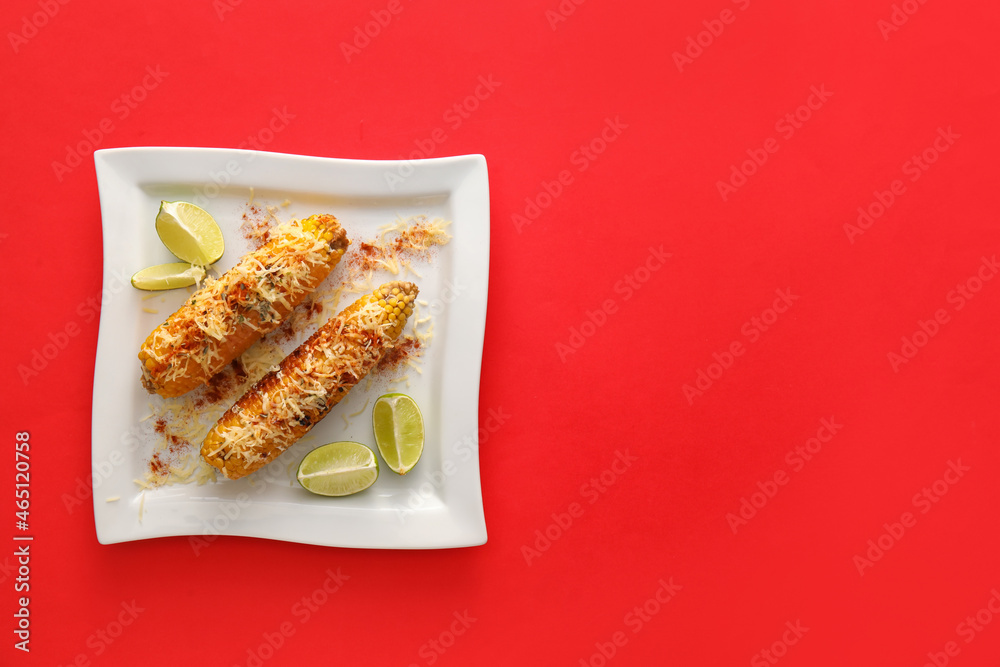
<box><xmin>92</xmin><ymin>147</ymin><xmax>489</xmax><ymax>548</ymax></box>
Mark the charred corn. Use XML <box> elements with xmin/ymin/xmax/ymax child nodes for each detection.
<box><xmin>201</xmin><ymin>281</ymin><xmax>419</xmax><ymax>480</ymax></box>
<box><xmin>138</xmin><ymin>215</ymin><xmax>348</xmax><ymax>397</ymax></box>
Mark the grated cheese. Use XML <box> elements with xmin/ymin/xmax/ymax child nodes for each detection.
<box><xmin>347</xmin><ymin>397</ymin><xmax>370</xmax><ymax>418</ymax></box>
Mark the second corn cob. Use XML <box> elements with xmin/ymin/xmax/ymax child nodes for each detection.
<box><xmin>201</xmin><ymin>281</ymin><xmax>419</xmax><ymax>480</ymax></box>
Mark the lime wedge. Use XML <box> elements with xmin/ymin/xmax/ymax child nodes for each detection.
<box><xmin>131</xmin><ymin>263</ymin><xmax>205</xmax><ymax>291</ymax></box>
<box><xmin>373</xmin><ymin>393</ymin><xmax>424</xmax><ymax>475</ymax></box>
<box><xmin>155</xmin><ymin>200</ymin><xmax>225</xmax><ymax>266</ymax></box>
<box><xmin>297</xmin><ymin>442</ymin><xmax>379</xmax><ymax>496</ymax></box>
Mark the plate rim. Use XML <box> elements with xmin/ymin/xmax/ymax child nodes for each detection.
<box><xmin>91</xmin><ymin>147</ymin><xmax>489</xmax><ymax>549</ymax></box>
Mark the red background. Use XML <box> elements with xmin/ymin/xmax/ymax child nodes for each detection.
<box><xmin>2</xmin><ymin>0</ymin><xmax>1000</xmax><ymax>665</ymax></box>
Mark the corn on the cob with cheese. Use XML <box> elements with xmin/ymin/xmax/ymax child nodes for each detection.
<box><xmin>201</xmin><ymin>281</ymin><xmax>419</xmax><ymax>480</ymax></box>
<box><xmin>138</xmin><ymin>215</ymin><xmax>349</xmax><ymax>398</ymax></box>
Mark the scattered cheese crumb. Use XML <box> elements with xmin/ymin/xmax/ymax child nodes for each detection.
<box><xmin>106</xmin><ymin>496</ymin><xmax>120</xmax><ymax>502</ymax></box>
<box><xmin>266</xmin><ymin>205</ymin><xmax>282</xmax><ymax>225</ymax></box>
<box><xmin>402</xmin><ymin>260</ymin><xmax>422</xmax><ymax>278</ymax></box>
<box><xmin>347</xmin><ymin>397</ymin><xmax>370</xmax><ymax>418</ymax></box>
<box><xmin>142</xmin><ymin>307</ymin><xmax>159</xmax><ymax>314</ymax></box>
<box><xmin>375</xmin><ymin>257</ymin><xmax>400</xmax><ymax>275</ymax></box>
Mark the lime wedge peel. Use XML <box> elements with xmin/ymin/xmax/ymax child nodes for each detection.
<box><xmin>131</xmin><ymin>263</ymin><xmax>206</xmax><ymax>291</ymax></box>
<box><xmin>297</xmin><ymin>441</ymin><xmax>379</xmax><ymax>497</ymax></box>
<box><xmin>373</xmin><ymin>393</ymin><xmax>425</xmax><ymax>475</ymax></box>
<box><xmin>155</xmin><ymin>200</ymin><xmax>225</xmax><ymax>266</ymax></box>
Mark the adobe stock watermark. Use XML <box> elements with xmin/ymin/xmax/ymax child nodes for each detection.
<box><xmin>7</xmin><ymin>0</ymin><xmax>70</xmax><ymax>54</ymax></box>
<box><xmin>887</xmin><ymin>254</ymin><xmax>997</xmax><ymax>372</ymax></box>
<box><xmin>521</xmin><ymin>449</ymin><xmax>638</xmax><ymax>566</ymax></box>
<box><xmin>512</xmin><ymin>116</ymin><xmax>628</xmax><ymax>233</ymax></box>
<box><xmin>189</xmin><ymin>463</ymin><xmax>298</xmax><ymax>554</ymax></box>
<box><xmin>383</xmin><ymin>74</ymin><xmax>502</xmax><ymax>191</ymax></box>
<box><xmin>62</xmin><ymin>425</ymin><xmax>143</xmax><ymax>515</ymax></box>
<box><xmin>232</xmin><ymin>568</ymin><xmax>349</xmax><ymax>667</ymax></box>
<box><xmin>392</xmin><ymin>405</ymin><xmax>509</xmax><ymax>523</ymax></box>
<box><xmin>683</xmin><ymin>288</ymin><xmax>799</xmax><ymax>404</ymax></box>
<box><xmin>877</xmin><ymin>0</ymin><xmax>930</xmax><ymax>40</ymax></box>
<box><xmin>922</xmin><ymin>588</ymin><xmax>1000</xmax><ymax>667</ymax></box>
<box><xmin>0</xmin><ymin>556</ymin><xmax>14</xmax><ymax>585</ymax></box>
<box><xmin>578</xmin><ymin>578</ymin><xmax>682</xmax><ymax>667</ymax></box>
<box><xmin>55</xmin><ymin>600</ymin><xmax>145</xmax><ymax>666</ymax></box>
<box><xmin>852</xmin><ymin>459</ymin><xmax>970</xmax><ymax>576</ymax></box>
<box><xmin>554</xmin><ymin>245</ymin><xmax>671</xmax><ymax>362</ymax></box>
<box><xmin>51</xmin><ymin>66</ymin><xmax>169</xmax><ymax>182</ymax></box>
<box><xmin>418</xmin><ymin>279</ymin><xmax>467</xmax><ymax>317</ymax></box>
<box><xmin>19</xmin><ymin>266</ymin><xmax>129</xmax><ymax>387</ymax></box>
<box><xmin>189</xmin><ymin>107</ymin><xmax>296</xmax><ymax>208</ymax></box>
<box><xmin>716</xmin><ymin>84</ymin><xmax>833</xmax><ymax>201</ymax></box>
<box><xmin>726</xmin><ymin>417</ymin><xmax>843</xmax><ymax>534</ymax></box>
<box><xmin>844</xmin><ymin>126</ymin><xmax>959</xmax><ymax>243</ymax></box>
<box><xmin>672</xmin><ymin>0</ymin><xmax>752</xmax><ymax>72</ymax></box>
<box><xmin>188</xmin><ymin>493</ymin><xmax>254</xmax><ymax>555</ymax></box>
<box><xmin>340</xmin><ymin>0</ymin><xmax>408</xmax><ymax>63</ymax></box>
<box><xmin>406</xmin><ymin>610</ymin><xmax>477</xmax><ymax>667</ymax></box>
<box><xmin>213</xmin><ymin>0</ymin><xmax>244</xmax><ymax>20</ymax></box>
<box><xmin>544</xmin><ymin>0</ymin><xmax>587</xmax><ymax>30</ymax></box>
<box><xmin>750</xmin><ymin>620</ymin><xmax>809</xmax><ymax>667</ymax></box>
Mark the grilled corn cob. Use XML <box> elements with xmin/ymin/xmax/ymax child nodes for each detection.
<box><xmin>202</xmin><ymin>281</ymin><xmax>419</xmax><ymax>480</ymax></box>
<box><xmin>138</xmin><ymin>215</ymin><xmax>349</xmax><ymax>397</ymax></box>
